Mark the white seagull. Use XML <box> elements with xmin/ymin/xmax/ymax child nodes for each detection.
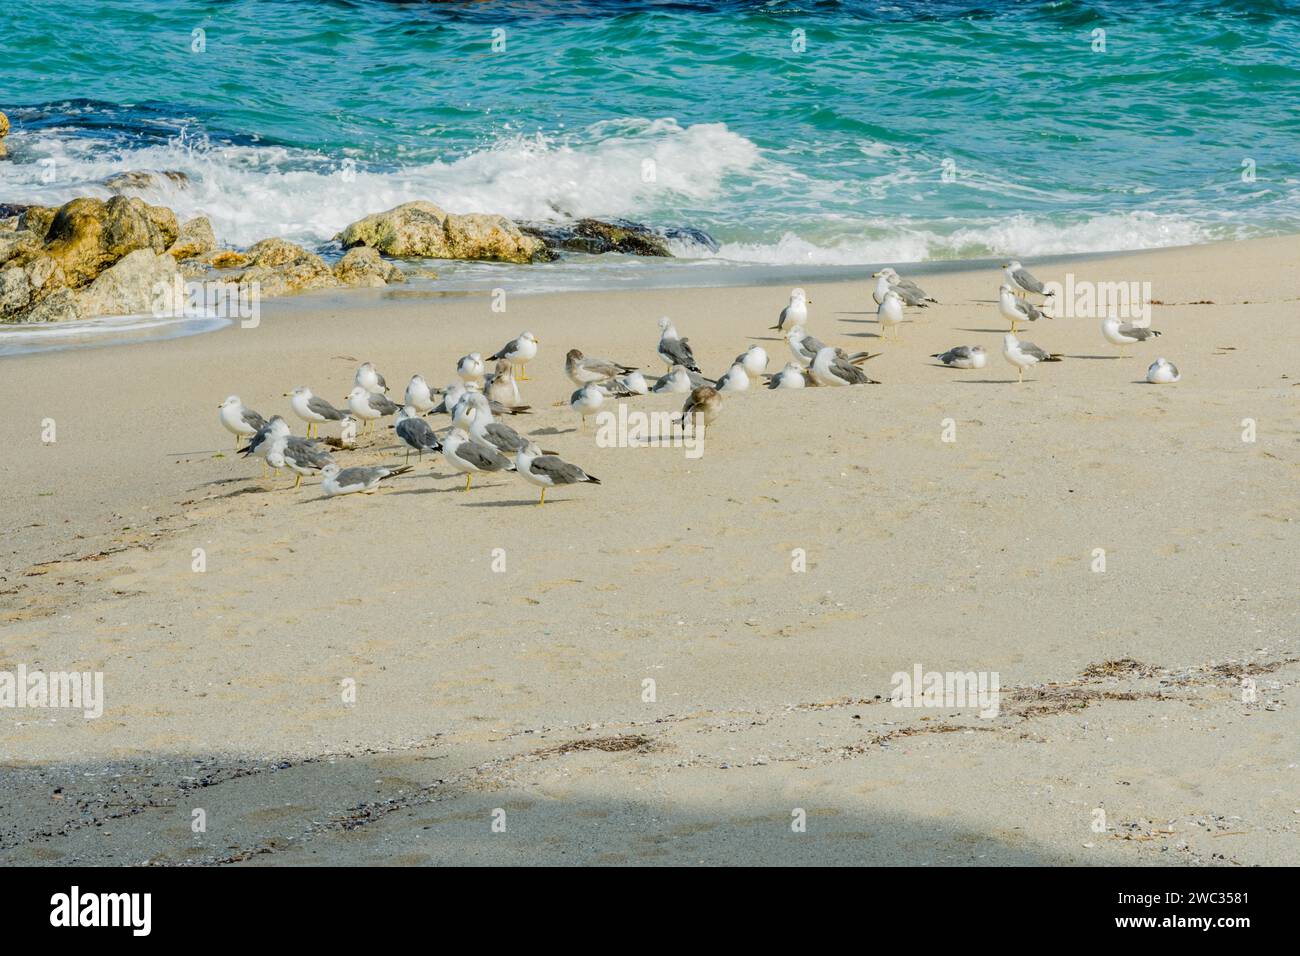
<box><xmin>569</xmin><ymin>383</ymin><xmax>605</xmax><ymax>428</ymax></box>
<box><xmin>354</xmin><ymin>362</ymin><xmax>389</xmax><ymax>394</ymax></box>
<box><xmin>320</xmin><ymin>462</ymin><xmax>410</xmax><ymax>497</ymax></box>
<box><xmin>1146</xmin><ymin>357</ymin><xmax>1181</xmax><ymax>384</ymax></box>
<box><xmin>932</xmin><ymin>345</ymin><xmax>988</xmax><ymax>369</ymax></box>
<box><xmin>766</xmin><ymin>362</ymin><xmax>809</xmax><ymax>389</ymax></box>
<box><xmin>514</xmin><ymin>442</ymin><xmax>601</xmax><ymax>506</ymax></box>
<box><xmin>218</xmin><ymin>395</ymin><xmax>267</xmax><ymax>449</ymax></box>
<box><xmin>1102</xmin><ymin>315</ymin><xmax>1162</xmax><ymax>350</ymax></box>
<box><xmin>404</xmin><ymin>375</ymin><xmax>438</xmax><ymax>414</ymax></box>
<box><xmin>394</xmin><ymin>405</ymin><xmax>443</xmax><ymax>461</ymax></box>
<box><xmin>488</xmin><ymin>331</ymin><xmax>539</xmax><ymax>381</ymax></box>
<box><xmin>656</xmin><ymin>317</ymin><xmax>700</xmax><ymax>372</ymax></box>
<box><xmin>737</xmin><ymin>344</ymin><xmax>769</xmax><ymax>379</ymax></box>
<box><xmin>715</xmin><ymin>363</ymin><xmax>750</xmax><ymax>392</ymax></box>
<box><xmin>1002</xmin><ymin>333</ymin><xmax>1062</xmax><ymax>383</ymax></box>
<box><xmin>457</xmin><ymin>352</ymin><xmax>487</xmax><ymax>387</ymax></box>
<box><xmin>285</xmin><ymin>386</ymin><xmax>348</xmax><ymax>438</ymax></box>
<box><xmin>999</xmin><ymin>284</ymin><xmax>1051</xmax><ymax>332</ymax></box>
<box><xmin>440</xmin><ymin>426</ymin><xmax>514</xmax><ymax>491</ymax></box>
<box><xmin>773</xmin><ymin>288</ymin><xmax>809</xmax><ymax>332</ymax></box>
<box><xmin>810</xmin><ymin>346</ymin><xmax>879</xmax><ymax>387</ymax></box>
<box><xmin>877</xmin><ymin>289</ymin><xmax>905</xmax><ymax>340</ymax></box>
<box><xmin>346</xmin><ymin>385</ymin><xmax>402</xmax><ymax>433</ymax></box>
<box><xmin>1002</xmin><ymin>260</ymin><xmax>1051</xmax><ymax>298</ymax></box>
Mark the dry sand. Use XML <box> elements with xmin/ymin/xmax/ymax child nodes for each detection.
<box><xmin>1</xmin><ymin>236</ymin><xmax>1297</xmax><ymax>865</ymax></box>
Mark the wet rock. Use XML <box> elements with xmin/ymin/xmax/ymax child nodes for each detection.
<box><xmin>0</xmin><ymin>202</ymin><xmax>30</xmax><ymax>219</ymax></box>
<box><xmin>333</xmin><ymin>246</ymin><xmax>404</xmax><ymax>287</ymax></box>
<box><xmin>336</xmin><ymin>200</ymin><xmax>548</xmax><ymax>264</ymax></box>
<box><xmin>518</xmin><ymin>218</ymin><xmax>719</xmax><ymax>257</ymax></box>
<box><xmin>204</xmin><ymin>249</ymin><xmax>251</xmax><ymax>270</ymax></box>
<box><xmin>230</xmin><ymin>237</ymin><xmax>340</xmax><ymax>297</ymax></box>
<box><xmin>43</xmin><ymin>196</ymin><xmax>179</xmax><ymax>288</ymax></box>
<box><xmin>104</xmin><ymin>170</ymin><xmax>191</xmax><ymax>193</ymax></box>
<box><xmin>166</xmin><ymin>216</ymin><xmax>216</xmax><ymax>261</ymax></box>
<box><xmin>77</xmin><ymin>248</ymin><xmax>180</xmax><ymax>318</ymax></box>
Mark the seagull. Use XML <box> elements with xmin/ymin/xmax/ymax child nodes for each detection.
<box><xmin>457</xmin><ymin>352</ymin><xmax>486</xmax><ymax>387</ymax></box>
<box><xmin>485</xmin><ymin>360</ymin><xmax>522</xmax><ymax>409</ymax></box>
<box><xmin>715</xmin><ymin>363</ymin><xmax>750</xmax><ymax>392</ymax></box>
<box><xmin>877</xmin><ymin>289</ymin><xmax>905</xmax><ymax>339</ymax></box>
<box><xmin>1002</xmin><ymin>333</ymin><xmax>1062</xmax><ymax>383</ymax></box>
<box><xmin>404</xmin><ymin>375</ymin><xmax>438</xmax><ymax>414</ymax></box>
<box><xmin>1002</xmin><ymin>260</ymin><xmax>1051</xmax><ymax>298</ymax></box>
<box><xmin>786</xmin><ymin>325</ymin><xmax>827</xmax><ymax>365</ymax></box>
<box><xmin>240</xmin><ymin>414</ymin><xmax>290</xmax><ymax>463</ymax></box>
<box><xmin>346</xmin><ymin>385</ymin><xmax>402</xmax><ymax>433</ymax></box>
<box><xmin>457</xmin><ymin>392</ymin><xmax>531</xmax><ymax>456</ymax></box>
<box><xmin>610</xmin><ymin>370</ymin><xmax>649</xmax><ymax>395</ymax></box>
<box><xmin>651</xmin><ymin>365</ymin><xmax>697</xmax><ymax>394</ymax></box>
<box><xmin>440</xmin><ymin>426</ymin><xmax>514</xmax><ymax>490</ymax></box>
<box><xmin>569</xmin><ymin>383</ymin><xmax>604</xmax><ymax>428</ymax></box>
<box><xmin>433</xmin><ymin>380</ymin><xmax>527</xmax><ymax>417</ymax></box>
<box><xmin>810</xmin><ymin>346</ymin><xmax>879</xmax><ymax>386</ymax></box>
<box><xmin>514</xmin><ymin>442</ymin><xmax>601</xmax><ymax>506</ymax></box>
<box><xmin>873</xmin><ymin>268</ymin><xmax>935</xmax><ymax>307</ymax></box>
<box><xmin>218</xmin><ymin>395</ymin><xmax>267</xmax><ymax>449</ymax></box>
<box><xmin>320</xmin><ymin>462</ymin><xmax>411</xmax><ymax>497</ymax></box>
<box><xmin>999</xmin><ymin>284</ymin><xmax>1050</xmax><ymax>332</ymax></box>
<box><xmin>354</xmin><ymin>362</ymin><xmax>389</xmax><ymax>394</ymax></box>
<box><xmin>932</xmin><ymin>345</ymin><xmax>988</xmax><ymax>369</ymax></box>
<box><xmin>565</xmin><ymin>348</ymin><xmax>638</xmax><ymax>386</ymax></box>
<box><xmin>1146</xmin><ymin>357</ymin><xmax>1181</xmax><ymax>384</ymax></box>
<box><xmin>657</xmin><ymin>317</ymin><xmax>700</xmax><ymax>372</ymax></box>
<box><xmin>736</xmin><ymin>345</ymin><xmax>769</xmax><ymax>379</ymax></box>
<box><xmin>284</xmin><ymin>386</ymin><xmax>347</xmax><ymax>438</ymax></box>
<box><xmin>766</xmin><ymin>362</ymin><xmax>809</xmax><ymax>389</ymax></box>
<box><xmin>679</xmin><ymin>385</ymin><xmax>722</xmax><ymax>431</ymax></box>
<box><xmin>1102</xmin><ymin>315</ymin><xmax>1162</xmax><ymax>351</ymax></box>
<box><xmin>394</xmin><ymin>405</ymin><xmax>443</xmax><ymax>461</ymax></box>
<box><xmin>488</xmin><ymin>330</ymin><xmax>539</xmax><ymax>380</ymax></box>
<box><xmin>272</xmin><ymin>436</ymin><xmax>335</xmax><ymax>490</ymax></box>
<box><xmin>772</xmin><ymin>288</ymin><xmax>809</xmax><ymax>332</ymax></box>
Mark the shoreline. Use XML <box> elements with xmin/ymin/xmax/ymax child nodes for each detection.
<box><xmin>2</xmin><ymin>233</ymin><xmax>1297</xmax><ymax>865</ymax></box>
<box><xmin>0</xmin><ymin>234</ymin><xmax>1273</xmax><ymax>360</ymax></box>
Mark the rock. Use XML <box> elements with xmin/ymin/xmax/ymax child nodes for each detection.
<box><xmin>230</xmin><ymin>238</ymin><xmax>340</xmax><ymax>298</ymax></box>
<box><xmin>336</xmin><ymin>201</ymin><xmax>548</xmax><ymax>264</ymax></box>
<box><xmin>0</xmin><ymin>229</ymin><xmax>42</xmax><ymax>268</ymax></box>
<box><xmin>204</xmin><ymin>249</ymin><xmax>251</xmax><ymax>270</ymax></box>
<box><xmin>104</xmin><ymin>170</ymin><xmax>190</xmax><ymax>193</ymax></box>
<box><xmin>0</xmin><ymin>203</ymin><xmax>30</xmax><ymax>219</ymax></box>
<box><xmin>333</xmin><ymin>246</ymin><xmax>404</xmax><ymax>287</ymax></box>
<box><xmin>570</xmin><ymin>218</ymin><xmax>672</xmax><ymax>257</ymax></box>
<box><xmin>0</xmin><ymin>111</ymin><xmax>8</xmax><ymax>138</ymax></box>
<box><xmin>76</xmin><ymin>248</ymin><xmax>180</xmax><ymax>318</ymax></box>
<box><xmin>0</xmin><ymin>265</ymin><xmax>32</xmax><ymax>320</ymax></box>
<box><xmin>518</xmin><ymin>218</ymin><xmax>720</xmax><ymax>257</ymax></box>
<box><xmin>25</xmin><ymin>288</ymin><xmax>81</xmax><ymax>323</ymax></box>
<box><xmin>18</xmin><ymin>205</ymin><xmax>56</xmax><ymax>240</ymax></box>
<box><xmin>24</xmin><ymin>254</ymin><xmax>65</xmax><ymax>294</ymax></box>
<box><xmin>43</xmin><ymin>196</ymin><xmax>179</xmax><ymax>288</ymax></box>
<box><xmin>167</xmin><ymin>216</ymin><xmax>216</xmax><ymax>261</ymax></box>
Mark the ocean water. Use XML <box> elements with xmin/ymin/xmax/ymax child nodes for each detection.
<box><xmin>2</xmin><ymin>0</ymin><xmax>1299</xmax><ymax>286</ymax></box>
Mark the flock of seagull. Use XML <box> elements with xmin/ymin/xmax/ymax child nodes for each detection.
<box><xmin>216</xmin><ymin>259</ymin><xmax>1179</xmax><ymax>502</ymax></box>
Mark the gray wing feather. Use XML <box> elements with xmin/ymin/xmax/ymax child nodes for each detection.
<box><xmin>306</xmin><ymin>396</ymin><xmax>345</xmax><ymax>420</ymax></box>
<box><xmin>284</xmin><ymin>438</ymin><xmax>334</xmax><ymax>469</ymax></box>
<box><xmin>1119</xmin><ymin>324</ymin><xmax>1159</xmax><ymax>341</ymax></box>
<box><xmin>454</xmin><ymin>442</ymin><xmax>510</xmax><ymax>471</ymax></box>
<box><xmin>242</xmin><ymin>408</ymin><xmax>267</xmax><ymax>429</ymax></box>
<box><xmin>1019</xmin><ymin>341</ymin><xmax>1051</xmax><ymax>361</ymax></box>
<box><xmin>1013</xmin><ymin>268</ymin><xmax>1045</xmax><ymax>294</ymax></box>
<box><xmin>531</xmin><ymin>455</ymin><xmax>590</xmax><ymax>485</ymax></box>
<box><xmin>483</xmin><ymin>422</ymin><xmax>527</xmax><ymax>452</ymax></box>
<box><xmin>660</xmin><ymin>337</ymin><xmax>697</xmax><ymax>367</ymax></box>
<box><xmin>776</xmin><ymin>305</ymin><xmax>790</xmax><ymax>330</ymax></box>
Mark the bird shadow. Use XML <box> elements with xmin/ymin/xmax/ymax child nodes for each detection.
<box><xmin>845</xmin><ymin>330</ymin><xmax>883</xmax><ymax>339</ymax></box>
<box><xmin>1067</xmin><ymin>354</ymin><xmax>1121</xmax><ymax>360</ymax></box>
<box><xmin>953</xmin><ymin>379</ymin><xmax>1021</xmax><ymax>385</ymax></box>
<box><xmin>834</xmin><ymin>311</ymin><xmax>877</xmax><ymax>316</ymax></box>
<box><xmin>530</xmin><ymin>426</ymin><xmax>576</xmax><ymax>436</ymax></box>
<box><xmin>750</xmin><ymin>335</ymin><xmax>785</xmax><ymax>342</ymax></box>
<box><xmin>955</xmin><ymin>328</ymin><xmax>1013</xmax><ymax>334</ymax></box>
<box><xmin>462</xmin><ymin>498</ymin><xmax>573</xmax><ymax>509</ymax></box>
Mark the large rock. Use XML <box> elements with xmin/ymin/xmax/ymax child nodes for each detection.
<box><xmin>167</xmin><ymin>216</ymin><xmax>216</xmax><ymax>261</ymax></box>
<box><xmin>230</xmin><ymin>238</ymin><xmax>340</xmax><ymax>298</ymax></box>
<box><xmin>0</xmin><ymin>111</ymin><xmax>9</xmax><ymax>138</ymax></box>
<box><xmin>42</xmin><ymin>196</ymin><xmax>179</xmax><ymax>288</ymax></box>
<box><xmin>333</xmin><ymin>246</ymin><xmax>404</xmax><ymax>288</ymax></box>
<box><xmin>0</xmin><ymin>202</ymin><xmax>30</xmax><ymax>219</ymax></box>
<box><xmin>518</xmin><ymin>218</ymin><xmax>720</xmax><ymax>257</ymax></box>
<box><xmin>104</xmin><ymin>170</ymin><xmax>190</xmax><ymax>193</ymax></box>
<box><xmin>336</xmin><ymin>201</ymin><xmax>548</xmax><ymax>264</ymax></box>
<box><xmin>76</xmin><ymin>248</ymin><xmax>180</xmax><ymax>318</ymax></box>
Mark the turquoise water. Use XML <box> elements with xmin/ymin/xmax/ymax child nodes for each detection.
<box><xmin>2</xmin><ymin>0</ymin><xmax>1299</xmax><ymax>275</ymax></box>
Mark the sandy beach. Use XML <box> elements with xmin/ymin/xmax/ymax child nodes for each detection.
<box><xmin>1</xmin><ymin>235</ymin><xmax>1296</xmax><ymax>865</ymax></box>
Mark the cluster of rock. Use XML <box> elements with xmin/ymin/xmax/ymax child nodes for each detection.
<box><xmin>1</xmin><ymin>181</ymin><xmax>717</xmax><ymax>323</ymax></box>
<box><xmin>0</xmin><ymin>195</ymin><xmax>408</xmax><ymax>324</ymax></box>
<box><xmin>0</xmin><ymin>110</ymin><xmax>9</xmax><ymax>159</ymax></box>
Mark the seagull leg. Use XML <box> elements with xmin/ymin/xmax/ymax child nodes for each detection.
<box><xmin>464</xmin><ymin>473</ymin><xmax>473</xmax><ymax>492</ymax></box>
<box><xmin>1018</xmin><ymin>367</ymin><xmax>1024</xmax><ymax>383</ymax></box>
<box><xmin>293</xmin><ymin>473</ymin><xmax>302</xmax><ymax>490</ymax></box>
<box><xmin>538</xmin><ymin>487</ymin><xmax>546</xmax><ymax>506</ymax></box>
